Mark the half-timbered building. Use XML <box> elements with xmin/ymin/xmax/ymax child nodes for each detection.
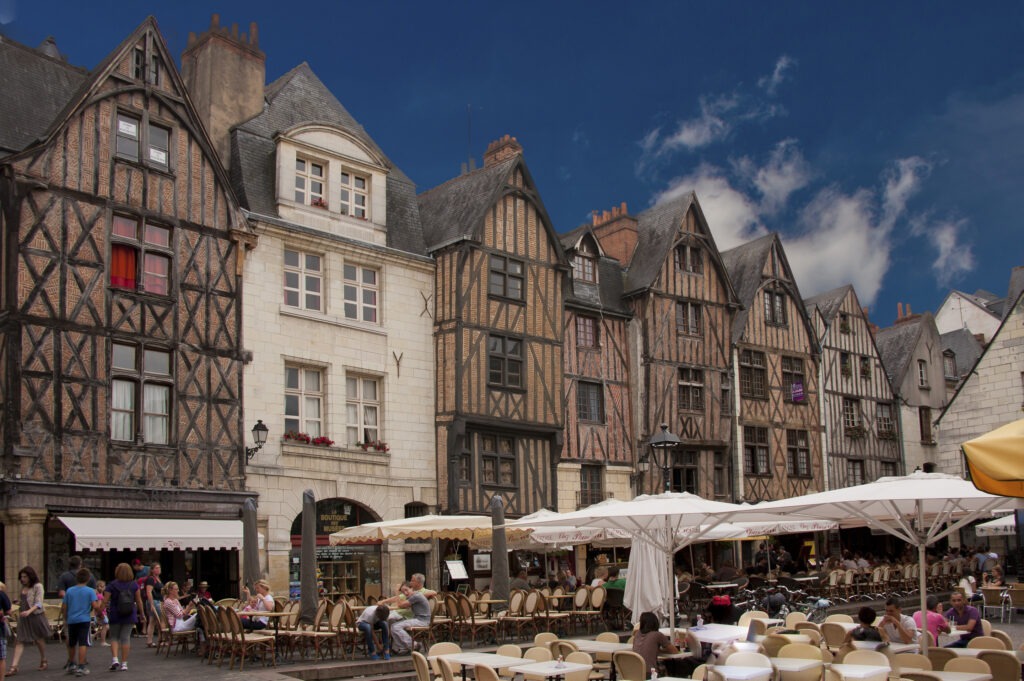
<box><xmin>875</xmin><ymin>310</ymin><xmax>947</xmax><ymax>474</ymax></box>
<box><xmin>559</xmin><ymin>223</ymin><xmax>633</xmax><ymax>510</ymax></box>
<box><xmin>182</xmin><ymin>16</ymin><xmax>437</xmax><ymax>596</ymax></box>
<box><xmin>617</xmin><ymin>194</ymin><xmax>740</xmax><ymax>500</ymax></box>
<box><xmin>0</xmin><ymin>20</ymin><xmax>254</xmax><ymax>589</ymax></box>
<box><xmin>804</xmin><ymin>285</ymin><xmax>901</xmax><ymax>488</ymax></box>
<box><xmin>721</xmin><ymin>234</ymin><xmax>823</xmax><ymax>501</ymax></box>
<box><xmin>419</xmin><ymin>136</ymin><xmax>565</xmax><ymax>519</ymax></box>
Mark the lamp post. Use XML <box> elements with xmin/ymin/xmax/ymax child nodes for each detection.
<box><xmin>644</xmin><ymin>423</ymin><xmax>680</xmax><ymax>493</ymax></box>
<box><xmin>245</xmin><ymin>420</ymin><xmax>269</xmax><ymax>462</ymax></box>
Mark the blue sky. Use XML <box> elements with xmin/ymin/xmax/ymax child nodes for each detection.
<box><xmin>4</xmin><ymin>1</ymin><xmax>1022</xmax><ymax>325</ymax></box>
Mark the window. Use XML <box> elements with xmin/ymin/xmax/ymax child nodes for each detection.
<box><xmin>671</xmin><ymin>451</ymin><xmax>700</xmax><ymax>494</ymax></box>
<box><xmin>457</xmin><ymin>453</ymin><xmax>471</xmax><ymax>482</ymax></box>
<box><xmin>339</xmin><ymin>171</ymin><xmax>368</xmax><ymax>218</ymax></box>
<box><xmin>346</xmin><ymin>375</ymin><xmax>380</xmax><ymax>446</ymax></box>
<box><xmin>839</xmin><ymin>312</ymin><xmax>851</xmax><ymax>334</ymax></box>
<box><xmin>918</xmin><ymin>359</ymin><xmax>929</xmax><ymax>388</ymax></box>
<box><xmin>781</xmin><ymin>356</ymin><xmax>805</xmax><ymax>403</ymax></box>
<box><xmin>294</xmin><ymin>158</ymin><xmax>325</xmax><ymax>206</ymax></box>
<box><xmin>847</xmin><ymin>459</ymin><xmax>865</xmax><ymax>486</ymax></box>
<box><xmin>860</xmin><ymin>356</ymin><xmax>872</xmax><ymax>380</ymax></box>
<box><xmin>488</xmin><ymin>335</ymin><xmax>523</xmax><ymax>389</ymax></box>
<box><xmin>764</xmin><ymin>289</ymin><xmax>787</xmax><ymax>326</ymax></box>
<box><xmin>343</xmin><ymin>264</ymin><xmax>379</xmax><ymax>323</ymax></box>
<box><xmin>580</xmin><ymin>465</ymin><xmax>604</xmax><ymax>507</ymax></box>
<box><xmin>283</xmin><ymin>249</ymin><xmax>323</xmax><ymax>311</ymax></box>
<box><xmin>488</xmin><ymin>255</ymin><xmax>524</xmax><ymax>300</ymax></box>
<box><xmin>880</xmin><ymin>461</ymin><xmax>898</xmax><ymax>478</ymax></box>
<box><xmin>740</xmin><ymin>349</ymin><xmax>767</xmax><ymax>399</ymax></box>
<box><xmin>943</xmin><ymin>353</ymin><xmax>957</xmax><ymax>380</ymax></box>
<box><xmin>576</xmin><ymin>316</ymin><xmax>598</xmax><ymax>348</ymax></box>
<box><xmin>481</xmin><ymin>434</ymin><xmax>515</xmax><ymax>486</ymax></box>
<box><xmin>576</xmin><ymin>381</ymin><xmax>605</xmax><ymax>422</ymax></box>
<box><xmin>743</xmin><ymin>426</ymin><xmax>771</xmax><ymax>476</ymax></box>
<box><xmin>786</xmin><ymin>429</ymin><xmax>811</xmax><ymax>478</ymax></box>
<box><xmin>876</xmin><ymin>403</ymin><xmax>895</xmax><ymax>437</ymax></box>
<box><xmin>840</xmin><ymin>352</ymin><xmax>852</xmax><ymax>377</ymax></box>
<box><xmin>919</xmin><ymin>406</ymin><xmax>933</xmax><ymax>444</ymax></box>
<box><xmin>573</xmin><ymin>252</ymin><xmax>597</xmax><ymax>283</ymax></box>
<box><xmin>678</xmin><ymin>367</ymin><xmax>704</xmax><ymax>411</ymax></box>
<box><xmin>115</xmin><ymin>112</ymin><xmax>169</xmax><ymax>168</ymax></box>
<box><xmin>674</xmin><ymin>244</ymin><xmax>703</xmax><ymax>274</ymax></box>
<box><xmin>110</xmin><ymin>216</ymin><xmax>172</xmax><ymax>295</ymax></box>
<box><xmin>676</xmin><ymin>300</ymin><xmax>703</xmax><ymax>336</ymax></box>
<box><xmin>713</xmin><ymin>452</ymin><xmax>727</xmax><ymax>497</ymax></box>
<box><xmin>284</xmin><ymin>365</ymin><xmax>323</xmax><ymax>437</ymax></box>
<box><xmin>110</xmin><ymin>342</ymin><xmax>172</xmax><ymax>444</ymax></box>
<box><xmin>721</xmin><ymin>384</ymin><xmax>732</xmax><ymax>416</ymax></box>
<box><xmin>843</xmin><ymin>398</ymin><xmax>862</xmax><ymax>431</ymax></box>
<box><xmin>133</xmin><ymin>47</ymin><xmax>159</xmax><ymax>84</ymax></box>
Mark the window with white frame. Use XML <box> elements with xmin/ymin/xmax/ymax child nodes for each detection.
<box><xmin>917</xmin><ymin>359</ymin><xmax>929</xmax><ymax>388</ymax></box>
<box><xmin>346</xmin><ymin>375</ymin><xmax>380</xmax><ymax>446</ymax></box>
<box><xmin>488</xmin><ymin>255</ymin><xmax>524</xmax><ymax>300</ymax></box>
<box><xmin>339</xmin><ymin>171</ymin><xmax>368</xmax><ymax>218</ymax></box>
<box><xmin>294</xmin><ymin>158</ymin><xmax>326</xmax><ymax>207</ymax></box>
<box><xmin>576</xmin><ymin>315</ymin><xmax>598</xmax><ymax>348</ymax></box>
<box><xmin>678</xmin><ymin>367</ymin><xmax>704</xmax><ymax>411</ymax></box>
<box><xmin>876</xmin><ymin>402</ymin><xmax>895</xmax><ymax>437</ymax></box>
<box><xmin>843</xmin><ymin>397</ymin><xmax>862</xmax><ymax>431</ymax></box>
<box><xmin>786</xmin><ymin>429</ymin><xmax>811</xmax><ymax>478</ymax></box>
<box><xmin>116</xmin><ymin>112</ymin><xmax>170</xmax><ymax>168</ymax></box>
<box><xmin>283</xmin><ymin>249</ymin><xmax>323</xmax><ymax>311</ymax></box>
<box><xmin>284</xmin><ymin>365</ymin><xmax>322</xmax><ymax>437</ymax></box>
<box><xmin>943</xmin><ymin>352</ymin><xmax>957</xmax><ymax>380</ymax></box>
<box><xmin>343</xmin><ymin>264</ymin><xmax>379</xmax><ymax>323</ymax></box>
<box><xmin>676</xmin><ymin>300</ymin><xmax>703</xmax><ymax>336</ymax></box>
<box><xmin>110</xmin><ymin>215</ymin><xmax>172</xmax><ymax>296</ymax></box>
<box><xmin>743</xmin><ymin>426</ymin><xmax>771</xmax><ymax>476</ymax></box>
<box><xmin>573</xmin><ymin>243</ymin><xmax>597</xmax><ymax>283</ymax></box>
<box><xmin>111</xmin><ymin>342</ymin><xmax>172</xmax><ymax>445</ymax></box>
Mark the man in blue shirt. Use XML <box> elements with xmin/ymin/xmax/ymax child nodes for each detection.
<box><xmin>944</xmin><ymin>592</ymin><xmax>982</xmax><ymax>648</ymax></box>
<box><xmin>64</xmin><ymin>568</ymin><xmax>101</xmax><ymax>676</ymax></box>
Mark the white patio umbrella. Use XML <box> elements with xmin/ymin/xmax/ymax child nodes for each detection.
<box><xmin>724</xmin><ymin>471</ymin><xmax>1022</xmax><ymax>652</ymax></box>
<box><xmin>976</xmin><ymin>514</ymin><xmax>1016</xmax><ymax>537</ymax></box>
<box><xmin>329</xmin><ymin>513</ymin><xmax>531</xmax><ymax>544</ymax></box>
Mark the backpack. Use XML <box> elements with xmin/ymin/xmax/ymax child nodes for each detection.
<box><xmin>116</xmin><ymin>585</ymin><xmax>135</xmax><ymax>616</ymax></box>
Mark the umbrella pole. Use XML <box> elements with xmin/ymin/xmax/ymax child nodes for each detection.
<box><xmin>918</xmin><ymin>542</ymin><xmax>928</xmax><ymax>653</ymax></box>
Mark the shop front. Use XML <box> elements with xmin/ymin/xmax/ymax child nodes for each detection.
<box><xmin>289</xmin><ymin>497</ymin><xmax>382</xmax><ymax>601</ymax></box>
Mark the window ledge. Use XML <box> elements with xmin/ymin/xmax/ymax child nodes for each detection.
<box><xmin>281</xmin><ymin>441</ymin><xmax>392</xmax><ymax>462</ymax></box>
<box><xmin>114</xmin><ymin>157</ymin><xmax>174</xmax><ymax>179</ymax></box>
<box><xmin>279</xmin><ymin>305</ymin><xmax>386</xmax><ymax>336</ymax></box>
<box><xmin>487</xmin><ymin>294</ymin><xmax>525</xmax><ymax>306</ymax></box>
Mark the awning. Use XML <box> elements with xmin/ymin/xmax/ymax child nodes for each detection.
<box><xmin>58</xmin><ymin>516</ymin><xmax>244</xmax><ymax>551</ymax></box>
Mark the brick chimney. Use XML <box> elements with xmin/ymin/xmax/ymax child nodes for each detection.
<box><xmin>894</xmin><ymin>301</ymin><xmax>920</xmax><ymax>324</ymax></box>
<box><xmin>590</xmin><ymin>202</ymin><xmax>638</xmax><ymax>267</ymax></box>
<box><xmin>483</xmin><ymin>135</ymin><xmax>523</xmax><ymax>167</ymax></box>
<box><xmin>181</xmin><ymin>14</ymin><xmax>266</xmax><ymax>166</ymax></box>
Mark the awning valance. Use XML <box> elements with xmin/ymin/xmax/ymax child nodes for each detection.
<box><xmin>58</xmin><ymin>516</ymin><xmax>244</xmax><ymax>551</ymax></box>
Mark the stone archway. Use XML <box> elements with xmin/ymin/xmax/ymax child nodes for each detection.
<box><xmin>288</xmin><ymin>497</ymin><xmax>381</xmax><ymax>600</ymax></box>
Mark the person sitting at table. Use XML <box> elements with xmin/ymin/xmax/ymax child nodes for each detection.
<box><xmin>591</xmin><ymin>566</ymin><xmax>608</xmax><ymax>587</ymax></box>
<box><xmin>912</xmin><ymin>594</ymin><xmax>951</xmax><ymax>643</ymax></box>
<box><xmin>162</xmin><ymin>582</ymin><xmax>198</xmax><ymax>633</ymax></box>
<box><xmin>943</xmin><ymin>591</ymin><xmax>982</xmax><ymax>648</ymax></box>
<box><xmin>390</xmin><ymin>582</ymin><xmax>430</xmax><ymax>655</ymax></box>
<box><xmin>604</xmin><ymin>567</ymin><xmax>626</xmax><ymax>590</ymax></box>
<box><xmin>983</xmin><ymin>564</ymin><xmax>1005</xmax><ymax>587</ymax></box>
<box><xmin>878</xmin><ymin>597</ymin><xmax>918</xmax><ymax>644</ymax></box>
<box><xmin>632</xmin><ymin>611</ymin><xmax>680</xmax><ymax>678</ymax></box>
<box><xmin>510</xmin><ymin>570</ymin><xmax>530</xmax><ymax>591</ymax></box>
<box><xmin>239</xmin><ymin>579</ymin><xmax>274</xmax><ymax>630</ymax></box>
<box><xmin>845</xmin><ymin>606</ymin><xmax>883</xmax><ymax>644</ymax></box>
<box><xmin>356</xmin><ymin>603</ymin><xmax>390</xmax><ymax>660</ymax></box>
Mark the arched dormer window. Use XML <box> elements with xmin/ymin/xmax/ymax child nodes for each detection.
<box><xmin>572</xmin><ymin>238</ymin><xmax>598</xmax><ymax>283</ymax></box>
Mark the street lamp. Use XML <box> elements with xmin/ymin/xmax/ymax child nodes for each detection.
<box><xmin>643</xmin><ymin>423</ymin><xmax>680</xmax><ymax>492</ymax></box>
<box><xmin>245</xmin><ymin>420</ymin><xmax>269</xmax><ymax>462</ymax></box>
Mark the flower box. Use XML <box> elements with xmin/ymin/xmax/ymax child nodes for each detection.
<box><xmin>355</xmin><ymin>440</ymin><xmax>390</xmax><ymax>452</ymax></box>
<box><xmin>284</xmin><ymin>431</ymin><xmax>334</xmax><ymax>447</ymax></box>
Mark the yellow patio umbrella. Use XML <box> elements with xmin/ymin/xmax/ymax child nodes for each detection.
<box><xmin>962</xmin><ymin>418</ymin><xmax>1024</xmax><ymax>498</ymax></box>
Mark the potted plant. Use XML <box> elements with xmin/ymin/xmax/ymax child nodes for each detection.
<box><xmin>356</xmin><ymin>439</ymin><xmax>390</xmax><ymax>452</ymax></box>
<box><xmin>310</xmin><ymin>197</ymin><xmax>328</xmax><ymax>209</ymax></box>
<box><xmin>284</xmin><ymin>430</ymin><xmax>311</xmax><ymax>444</ymax></box>
<box><xmin>312</xmin><ymin>435</ymin><xmax>335</xmax><ymax>447</ymax></box>
<box><xmin>845</xmin><ymin>425</ymin><xmax>867</xmax><ymax>439</ymax></box>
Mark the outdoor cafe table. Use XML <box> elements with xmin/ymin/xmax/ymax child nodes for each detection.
<box><xmin>948</xmin><ymin>648</ymin><xmax>1024</xmax><ymax>661</ymax></box>
<box><xmin>754</xmin><ymin>633</ymin><xmax>811</xmax><ymax>645</ymax></box>
<box><xmin>474</xmin><ymin>598</ymin><xmax>505</xmax><ymax>614</ymax></box>
<box><xmin>700</xmin><ymin>665</ymin><xmax>774</xmax><ymax>681</ymax></box>
<box><xmin>905</xmin><ymin>672</ymin><xmax>991</xmax><ymax>681</ymax></box>
<box><xmin>661</xmin><ymin>623</ymin><xmax>750</xmax><ymax>644</ymax></box>
<box><xmin>434</xmin><ymin>653</ymin><xmax>527</xmax><ymax>681</ymax></box>
<box><xmin>706</xmin><ymin>583</ymin><xmax>740</xmax><ymax>592</ymax></box>
<box><xmin>827</xmin><ymin>664</ymin><xmax>891</xmax><ymax>681</ymax></box>
<box><xmin>770</xmin><ymin>659</ymin><xmax>823</xmax><ymax>673</ymax></box>
<box><xmin>566</xmin><ymin>639</ymin><xmax>632</xmax><ymax>655</ymax></box>
<box><xmin>508</xmin><ymin>660</ymin><xmax>593</xmax><ymax>681</ymax></box>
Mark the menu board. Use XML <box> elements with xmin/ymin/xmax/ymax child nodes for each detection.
<box><xmin>445</xmin><ymin>559</ymin><xmax>469</xmax><ymax>580</ymax></box>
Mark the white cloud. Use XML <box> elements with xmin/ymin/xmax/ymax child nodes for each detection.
<box><xmin>734</xmin><ymin>139</ymin><xmax>812</xmax><ymax>214</ymax></box>
<box><xmin>757</xmin><ymin>55</ymin><xmax>795</xmax><ymax>96</ymax></box>
<box><xmin>661</xmin><ymin>94</ymin><xmax>737</xmax><ymax>151</ymax></box>
<box><xmin>881</xmin><ymin>156</ymin><xmax>931</xmax><ymax>227</ymax></box>
<box><xmin>652</xmin><ymin>164</ymin><xmax>766</xmax><ymax>250</ymax></box>
<box><xmin>910</xmin><ymin>216</ymin><xmax>975</xmax><ymax>286</ymax></box>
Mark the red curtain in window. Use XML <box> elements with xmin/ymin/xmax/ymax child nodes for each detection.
<box><xmin>111</xmin><ymin>244</ymin><xmax>137</xmax><ymax>289</ymax></box>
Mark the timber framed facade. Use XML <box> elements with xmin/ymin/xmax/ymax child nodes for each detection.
<box><xmin>0</xmin><ymin>19</ymin><xmax>253</xmax><ymax>585</ymax></box>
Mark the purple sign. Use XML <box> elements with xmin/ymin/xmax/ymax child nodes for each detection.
<box><xmin>791</xmin><ymin>381</ymin><xmax>805</xmax><ymax>402</ymax></box>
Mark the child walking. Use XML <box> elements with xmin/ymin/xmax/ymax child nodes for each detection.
<box><xmin>64</xmin><ymin>568</ymin><xmax>101</xmax><ymax>676</ymax></box>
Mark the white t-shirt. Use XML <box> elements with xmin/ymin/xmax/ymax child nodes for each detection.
<box><xmin>880</xmin><ymin>613</ymin><xmax>919</xmax><ymax>643</ymax></box>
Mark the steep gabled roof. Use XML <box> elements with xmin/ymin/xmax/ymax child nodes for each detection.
<box><xmin>874</xmin><ymin>315</ymin><xmax>927</xmax><ymax>388</ymax></box>
<box><xmin>720</xmin><ymin>233</ymin><xmax>776</xmax><ymax>344</ymax></box>
<box><xmin>418</xmin><ymin>156</ymin><xmax>519</xmax><ymax>251</ymax></box>
<box><xmin>231</xmin><ymin>62</ymin><xmax>424</xmax><ymax>254</ymax></box>
<box><xmin>0</xmin><ymin>35</ymin><xmax>87</xmax><ymax>156</ymax></box>
<box><xmin>804</xmin><ymin>284</ymin><xmax>854</xmax><ymax>325</ymax></box>
<box><xmin>939</xmin><ymin>328</ymin><xmax>984</xmax><ymax>379</ymax></box>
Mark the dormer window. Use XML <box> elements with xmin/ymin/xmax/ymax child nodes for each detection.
<box><xmin>572</xmin><ymin>241</ymin><xmax>598</xmax><ymax>283</ymax></box>
<box><xmin>943</xmin><ymin>352</ymin><xmax>957</xmax><ymax>381</ymax></box>
<box><xmin>340</xmin><ymin>172</ymin><xmax>368</xmax><ymax>219</ymax></box>
<box><xmin>133</xmin><ymin>47</ymin><xmax>159</xmax><ymax>85</ymax></box>
<box><xmin>295</xmin><ymin>158</ymin><xmax>325</xmax><ymax>207</ymax></box>
<box><xmin>764</xmin><ymin>288</ymin><xmax>788</xmax><ymax>327</ymax></box>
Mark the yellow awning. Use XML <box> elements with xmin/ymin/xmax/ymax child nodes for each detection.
<box><xmin>962</xmin><ymin>418</ymin><xmax>1024</xmax><ymax>498</ymax></box>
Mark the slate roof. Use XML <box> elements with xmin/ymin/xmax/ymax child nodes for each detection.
<box><xmin>720</xmin><ymin>233</ymin><xmax>776</xmax><ymax>344</ymax></box>
<box><xmin>558</xmin><ymin>227</ymin><xmax>629</xmax><ymax>316</ymax></box>
<box><xmin>939</xmin><ymin>328</ymin><xmax>983</xmax><ymax>379</ymax></box>
<box><xmin>230</xmin><ymin>62</ymin><xmax>425</xmax><ymax>255</ymax></box>
<box><xmin>0</xmin><ymin>35</ymin><xmax>88</xmax><ymax>156</ymax></box>
<box><xmin>804</xmin><ymin>284</ymin><xmax>853</xmax><ymax>325</ymax></box>
<box><xmin>874</xmin><ymin>315</ymin><xmax>926</xmax><ymax>388</ymax></box>
<box><xmin>417</xmin><ymin>156</ymin><xmax>519</xmax><ymax>251</ymax></box>
<box><xmin>1004</xmin><ymin>266</ymin><xmax>1024</xmax><ymax>319</ymax></box>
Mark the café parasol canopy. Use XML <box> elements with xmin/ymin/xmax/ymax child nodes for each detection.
<box><xmin>329</xmin><ymin>513</ymin><xmax>530</xmax><ymax>544</ymax></box>
<box><xmin>975</xmin><ymin>514</ymin><xmax>1016</xmax><ymax>537</ymax></box>
<box><xmin>962</xmin><ymin>418</ymin><xmax>1024</xmax><ymax>498</ymax></box>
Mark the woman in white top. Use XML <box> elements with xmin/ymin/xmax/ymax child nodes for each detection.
<box><xmin>240</xmin><ymin>579</ymin><xmax>274</xmax><ymax>630</ymax></box>
<box><xmin>591</xmin><ymin>566</ymin><xmax>608</xmax><ymax>587</ymax></box>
